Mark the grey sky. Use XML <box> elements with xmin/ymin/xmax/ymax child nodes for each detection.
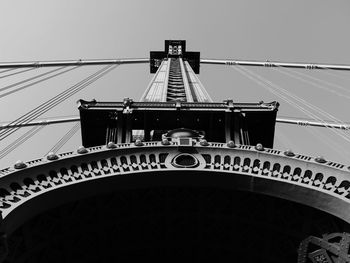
<box><xmin>1</xmin><ymin>0</ymin><xmax>350</xmax><ymax>167</ymax></box>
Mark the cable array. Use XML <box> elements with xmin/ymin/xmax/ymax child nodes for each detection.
<box><xmin>231</xmin><ymin>66</ymin><xmax>350</xmax><ymax>156</ymax></box>
<box><xmin>0</xmin><ymin>125</ymin><xmax>46</xmax><ymax>160</ymax></box>
<box><xmin>0</xmin><ymin>66</ymin><xmax>79</xmax><ymax>98</ymax></box>
<box><xmin>0</xmin><ymin>68</ymin><xmax>37</xmax><ymax>80</ymax></box>
<box><xmin>0</xmin><ymin>68</ymin><xmax>17</xmax><ymax>74</ymax></box>
<box><xmin>269</xmin><ymin>67</ymin><xmax>350</xmax><ymax>132</ymax></box>
<box><xmin>318</xmin><ymin>66</ymin><xmax>350</xmax><ymax>81</ymax></box>
<box><xmin>273</xmin><ymin>66</ymin><xmax>350</xmax><ymax>100</ymax></box>
<box><xmin>0</xmin><ymin>64</ymin><xmax>118</xmax><ymax>141</ymax></box>
<box><xmin>46</xmin><ymin>122</ymin><xmax>80</xmax><ymax>155</ymax></box>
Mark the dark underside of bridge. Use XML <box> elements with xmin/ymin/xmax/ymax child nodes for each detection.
<box><xmin>4</xmin><ymin>186</ymin><xmax>350</xmax><ymax>263</ymax></box>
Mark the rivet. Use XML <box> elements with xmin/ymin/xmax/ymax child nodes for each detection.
<box><xmin>134</xmin><ymin>139</ymin><xmax>144</xmax><ymax>146</ymax></box>
<box><xmin>77</xmin><ymin>146</ymin><xmax>88</xmax><ymax>154</ymax></box>
<box><xmin>255</xmin><ymin>143</ymin><xmax>264</xmax><ymax>151</ymax></box>
<box><xmin>315</xmin><ymin>156</ymin><xmax>327</xmax><ymax>163</ymax></box>
<box><xmin>227</xmin><ymin>141</ymin><xmax>235</xmax><ymax>148</ymax></box>
<box><xmin>46</xmin><ymin>152</ymin><xmax>59</xmax><ymax>161</ymax></box>
<box><xmin>162</xmin><ymin>138</ymin><xmax>170</xmax><ymax>145</ymax></box>
<box><xmin>284</xmin><ymin>149</ymin><xmax>295</xmax><ymax>157</ymax></box>
<box><xmin>200</xmin><ymin>139</ymin><xmax>209</xmax><ymax>146</ymax></box>
<box><xmin>14</xmin><ymin>160</ymin><xmax>27</xmax><ymax>169</ymax></box>
<box><xmin>107</xmin><ymin>141</ymin><xmax>117</xmax><ymax>149</ymax></box>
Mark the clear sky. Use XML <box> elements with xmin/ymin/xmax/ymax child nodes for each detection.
<box><xmin>1</xmin><ymin>0</ymin><xmax>350</xmax><ymax>168</ymax></box>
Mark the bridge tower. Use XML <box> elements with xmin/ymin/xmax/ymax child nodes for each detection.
<box><xmin>1</xmin><ymin>40</ymin><xmax>350</xmax><ymax>263</ymax></box>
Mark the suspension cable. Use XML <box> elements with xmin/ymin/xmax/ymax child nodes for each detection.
<box><xmin>0</xmin><ymin>65</ymin><xmax>111</xmax><ymax>132</ymax></box>
<box><xmin>0</xmin><ymin>116</ymin><xmax>79</xmax><ymax>129</ymax></box>
<box><xmin>0</xmin><ymin>125</ymin><xmax>46</xmax><ymax>160</ymax></box>
<box><xmin>306</xmin><ymin>125</ymin><xmax>350</xmax><ymax>161</ymax></box>
<box><xmin>263</xmin><ymin>67</ymin><xmax>350</xmax><ymax>129</ymax></box>
<box><xmin>273</xmin><ymin>66</ymin><xmax>350</xmax><ymax>99</ymax></box>
<box><xmin>0</xmin><ymin>66</ymin><xmax>79</xmax><ymax>98</ymax></box>
<box><xmin>46</xmin><ymin>122</ymin><xmax>80</xmax><ymax>155</ymax></box>
<box><xmin>0</xmin><ymin>66</ymin><xmax>65</xmax><ymax>93</ymax></box>
<box><xmin>320</xmin><ymin>68</ymin><xmax>350</xmax><ymax>81</ymax></box>
<box><xmin>201</xmin><ymin>58</ymin><xmax>350</xmax><ymax>71</ymax></box>
<box><xmin>0</xmin><ymin>58</ymin><xmax>149</xmax><ymax>68</ymax></box>
<box><xmin>238</xmin><ymin>66</ymin><xmax>341</xmax><ymax>124</ymax></box>
<box><xmin>232</xmin><ymin>66</ymin><xmax>350</xmax><ymax>144</ymax></box>
<box><xmin>235</xmin><ymin>67</ymin><xmax>350</xmax><ymax>157</ymax></box>
<box><xmin>276</xmin><ymin>117</ymin><xmax>350</xmax><ymax>130</ymax></box>
<box><xmin>0</xmin><ymin>68</ymin><xmax>37</xmax><ymax>80</ymax></box>
<box><xmin>0</xmin><ymin>68</ymin><xmax>17</xmax><ymax>74</ymax></box>
<box><xmin>0</xmin><ymin>64</ymin><xmax>118</xmax><ymax>141</ymax></box>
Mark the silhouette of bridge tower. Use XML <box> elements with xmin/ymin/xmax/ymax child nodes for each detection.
<box><xmin>0</xmin><ymin>40</ymin><xmax>350</xmax><ymax>263</ymax></box>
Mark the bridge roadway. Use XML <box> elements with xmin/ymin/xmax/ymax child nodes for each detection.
<box><xmin>0</xmin><ymin>140</ymin><xmax>349</xmax><ymax>236</ymax></box>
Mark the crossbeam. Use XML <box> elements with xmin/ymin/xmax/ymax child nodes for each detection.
<box><xmin>0</xmin><ymin>59</ymin><xmax>149</xmax><ymax>69</ymax></box>
<box><xmin>0</xmin><ymin>117</ymin><xmax>80</xmax><ymax>129</ymax></box>
<box><xmin>201</xmin><ymin>59</ymin><xmax>350</xmax><ymax>71</ymax></box>
<box><xmin>277</xmin><ymin>118</ymin><xmax>350</xmax><ymax>130</ymax></box>
<box><xmin>1</xmin><ymin>116</ymin><xmax>349</xmax><ymax>130</ymax></box>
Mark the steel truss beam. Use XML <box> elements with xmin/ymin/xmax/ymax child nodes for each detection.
<box><xmin>0</xmin><ymin>59</ymin><xmax>149</xmax><ymax>69</ymax></box>
<box><xmin>1</xmin><ymin>142</ymin><xmax>349</xmax><ymax>234</ymax></box>
<box><xmin>201</xmin><ymin>58</ymin><xmax>350</xmax><ymax>71</ymax></box>
<box><xmin>1</xmin><ymin>116</ymin><xmax>349</xmax><ymax>130</ymax></box>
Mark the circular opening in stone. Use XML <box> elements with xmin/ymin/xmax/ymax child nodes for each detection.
<box><xmin>172</xmin><ymin>154</ymin><xmax>199</xmax><ymax>168</ymax></box>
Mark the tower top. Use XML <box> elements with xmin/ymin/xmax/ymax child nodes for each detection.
<box><xmin>150</xmin><ymin>40</ymin><xmax>200</xmax><ymax>74</ymax></box>
<box><xmin>78</xmin><ymin>40</ymin><xmax>279</xmax><ymax>149</ymax></box>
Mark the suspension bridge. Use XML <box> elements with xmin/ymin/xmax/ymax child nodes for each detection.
<box><xmin>1</xmin><ymin>53</ymin><xmax>350</xmax><ymax>167</ymax></box>
<box><xmin>1</xmin><ymin>40</ymin><xmax>350</xmax><ymax>262</ymax></box>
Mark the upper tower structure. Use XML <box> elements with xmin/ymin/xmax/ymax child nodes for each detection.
<box><xmin>2</xmin><ymin>40</ymin><xmax>350</xmax><ymax>263</ymax></box>
<box><xmin>142</xmin><ymin>40</ymin><xmax>210</xmax><ymax>102</ymax></box>
<box><xmin>78</xmin><ymin>40</ymin><xmax>278</xmax><ymax>148</ymax></box>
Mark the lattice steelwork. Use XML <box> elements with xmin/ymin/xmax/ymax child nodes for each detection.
<box><xmin>142</xmin><ymin>40</ymin><xmax>212</xmax><ymax>102</ymax></box>
<box><xmin>1</xmin><ymin>40</ymin><xmax>350</xmax><ymax>263</ymax></box>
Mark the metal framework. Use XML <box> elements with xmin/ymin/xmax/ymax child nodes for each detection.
<box><xmin>0</xmin><ymin>58</ymin><xmax>149</xmax><ymax>68</ymax></box>
<box><xmin>1</xmin><ymin>40</ymin><xmax>350</xmax><ymax>262</ymax></box>
<box><xmin>1</xmin><ymin>142</ymin><xmax>349</xmax><ymax>228</ymax></box>
<box><xmin>201</xmin><ymin>58</ymin><xmax>350</xmax><ymax>71</ymax></box>
<box><xmin>2</xmin><ymin>116</ymin><xmax>349</xmax><ymax>130</ymax></box>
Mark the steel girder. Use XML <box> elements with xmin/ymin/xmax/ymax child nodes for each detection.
<box><xmin>0</xmin><ymin>142</ymin><xmax>349</xmax><ymax>231</ymax></box>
